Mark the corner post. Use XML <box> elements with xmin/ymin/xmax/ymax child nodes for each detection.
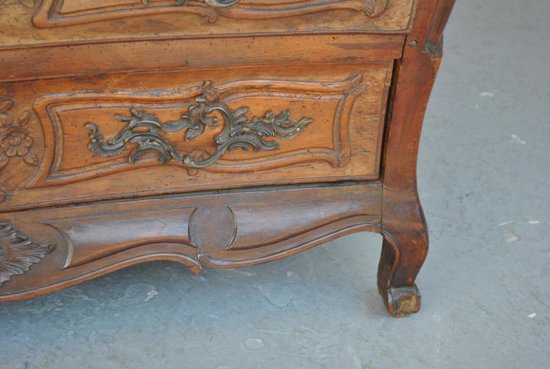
<box><xmin>377</xmin><ymin>0</ymin><xmax>456</xmax><ymax>317</ymax></box>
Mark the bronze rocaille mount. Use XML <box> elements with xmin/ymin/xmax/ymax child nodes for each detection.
<box><xmin>0</xmin><ymin>222</ymin><xmax>55</xmax><ymax>286</ymax></box>
<box><xmin>86</xmin><ymin>81</ymin><xmax>314</xmax><ymax>171</ymax></box>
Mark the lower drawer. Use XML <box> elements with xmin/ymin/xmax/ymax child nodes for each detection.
<box><xmin>0</xmin><ymin>63</ymin><xmax>392</xmax><ymax>210</ymax></box>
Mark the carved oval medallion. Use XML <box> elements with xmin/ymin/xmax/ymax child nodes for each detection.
<box><xmin>189</xmin><ymin>206</ymin><xmax>237</xmax><ymax>251</ymax></box>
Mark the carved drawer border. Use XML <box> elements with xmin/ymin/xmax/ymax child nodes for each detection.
<box><xmin>27</xmin><ymin>74</ymin><xmax>364</xmax><ymax>188</ymax></box>
<box><xmin>32</xmin><ymin>0</ymin><xmax>391</xmax><ymax>28</ymax></box>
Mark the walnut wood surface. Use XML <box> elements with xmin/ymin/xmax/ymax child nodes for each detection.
<box><xmin>32</xmin><ymin>0</ymin><xmax>393</xmax><ymax>28</ymax></box>
<box><xmin>0</xmin><ymin>0</ymin><xmax>414</xmax><ymax>47</ymax></box>
<box><xmin>0</xmin><ymin>0</ymin><xmax>455</xmax><ymax>317</ymax></box>
<box><xmin>0</xmin><ymin>34</ymin><xmax>405</xmax><ymax>82</ymax></box>
<box><xmin>0</xmin><ymin>63</ymin><xmax>390</xmax><ymax>211</ymax></box>
<box><xmin>377</xmin><ymin>0</ymin><xmax>455</xmax><ymax>316</ymax></box>
<box><xmin>0</xmin><ymin>183</ymin><xmax>381</xmax><ymax>301</ymax></box>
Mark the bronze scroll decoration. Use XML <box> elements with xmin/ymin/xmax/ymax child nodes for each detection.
<box><xmin>85</xmin><ymin>83</ymin><xmax>314</xmax><ymax>170</ymax></box>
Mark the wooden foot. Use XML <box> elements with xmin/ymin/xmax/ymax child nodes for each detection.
<box><xmin>377</xmin><ymin>202</ymin><xmax>428</xmax><ymax>317</ymax></box>
<box><xmin>384</xmin><ymin>284</ymin><xmax>421</xmax><ymax>317</ymax></box>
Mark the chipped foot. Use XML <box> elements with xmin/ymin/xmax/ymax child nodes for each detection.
<box><xmin>382</xmin><ymin>284</ymin><xmax>422</xmax><ymax>317</ymax></box>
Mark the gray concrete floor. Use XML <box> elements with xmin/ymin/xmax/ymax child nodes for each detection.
<box><xmin>1</xmin><ymin>0</ymin><xmax>549</xmax><ymax>368</ymax></box>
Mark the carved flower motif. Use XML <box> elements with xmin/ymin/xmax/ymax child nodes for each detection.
<box><xmin>0</xmin><ymin>98</ymin><xmax>38</xmax><ymax>170</ymax></box>
<box><xmin>1</xmin><ymin>127</ymin><xmax>33</xmax><ymax>157</ymax></box>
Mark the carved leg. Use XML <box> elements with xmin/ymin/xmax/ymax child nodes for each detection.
<box><xmin>377</xmin><ymin>198</ymin><xmax>428</xmax><ymax>317</ymax></box>
<box><xmin>374</xmin><ymin>0</ymin><xmax>455</xmax><ymax>316</ymax></box>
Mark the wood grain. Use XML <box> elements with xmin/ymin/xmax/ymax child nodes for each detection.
<box><xmin>0</xmin><ymin>0</ymin><xmax>414</xmax><ymax>48</ymax></box>
<box><xmin>0</xmin><ymin>34</ymin><xmax>405</xmax><ymax>82</ymax></box>
<box><xmin>0</xmin><ymin>63</ymin><xmax>391</xmax><ymax>211</ymax></box>
<box><xmin>377</xmin><ymin>0</ymin><xmax>456</xmax><ymax>317</ymax></box>
<box><xmin>32</xmin><ymin>0</ymin><xmax>392</xmax><ymax>28</ymax></box>
<box><xmin>0</xmin><ymin>183</ymin><xmax>381</xmax><ymax>301</ymax></box>
<box><xmin>0</xmin><ymin>0</ymin><xmax>456</xmax><ymax>317</ymax></box>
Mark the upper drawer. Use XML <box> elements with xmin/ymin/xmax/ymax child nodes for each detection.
<box><xmin>0</xmin><ymin>0</ymin><xmax>415</xmax><ymax>48</ymax></box>
<box><xmin>0</xmin><ymin>62</ymin><xmax>391</xmax><ymax>210</ymax></box>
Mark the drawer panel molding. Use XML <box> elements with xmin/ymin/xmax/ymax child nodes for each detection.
<box><xmin>1</xmin><ymin>1</ymin><xmax>413</xmax><ymax>49</ymax></box>
<box><xmin>0</xmin><ymin>63</ymin><xmax>389</xmax><ymax>210</ymax></box>
<box><xmin>215</xmin><ymin>0</ymin><xmax>390</xmax><ymax>21</ymax></box>
<box><xmin>29</xmin><ymin>72</ymin><xmax>364</xmax><ymax>188</ymax></box>
<box><xmin>86</xmin><ymin>80</ymin><xmax>314</xmax><ymax>173</ymax></box>
<box><xmin>33</xmin><ymin>0</ymin><xmax>390</xmax><ymax>28</ymax></box>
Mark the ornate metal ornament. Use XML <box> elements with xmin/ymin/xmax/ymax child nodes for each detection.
<box><xmin>86</xmin><ymin>81</ymin><xmax>313</xmax><ymax>171</ymax></box>
<box><xmin>0</xmin><ymin>222</ymin><xmax>55</xmax><ymax>287</ymax></box>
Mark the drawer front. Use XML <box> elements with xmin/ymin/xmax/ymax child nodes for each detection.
<box><xmin>1</xmin><ymin>0</ymin><xmax>415</xmax><ymax>47</ymax></box>
<box><xmin>0</xmin><ymin>63</ymin><xmax>391</xmax><ymax>210</ymax></box>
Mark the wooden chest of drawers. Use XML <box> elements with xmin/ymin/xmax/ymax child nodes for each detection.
<box><xmin>0</xmin><ymin>0</ymin><xmax>454</xmax><ymax>317</ymax></box>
